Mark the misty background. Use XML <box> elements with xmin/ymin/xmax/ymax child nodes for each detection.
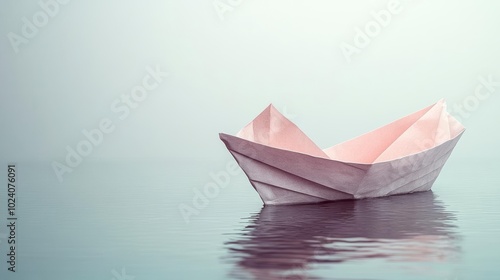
<box><xmin>1</xmin><ymin>0</ymin><xmax>499</xmax><ymax>164</ymax></box>
<box><xmin>1</xmin><ymin>2</ymin><xmax>500</xmax><ymax>279</ymax></box>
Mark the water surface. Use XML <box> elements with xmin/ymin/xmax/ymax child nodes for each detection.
<box><xmin>0</xmin><ymin>158</ymin><xmax>498</xmax><ymax>279</ymax></box>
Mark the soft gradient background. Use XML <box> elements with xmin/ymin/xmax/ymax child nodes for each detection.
<box><xmin>1</xmin><ymin>0</ymin><xmax>499</xmax><ymax>163</ymax></box>
<box><xmin>0</xmin><ymin>1</ymin><xmax>499</xmax><ymax>280</ymax></box>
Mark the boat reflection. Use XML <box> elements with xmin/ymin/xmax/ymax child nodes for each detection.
<box><xmin>224</xmin><ymin>191</ymin><xmax>460</xmax><ymax>279</ymax></box>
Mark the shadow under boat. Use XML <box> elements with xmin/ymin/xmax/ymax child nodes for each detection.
<box><xmin>224</xmin><ymin>191</ymin><xmax>460</xmax><ymax>279</ymax></box>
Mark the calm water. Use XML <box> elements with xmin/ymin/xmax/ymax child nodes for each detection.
<box><xmin>0</xmin><ymin>157</ymin><xmax>499</xmax><ymax>279</ymax></box>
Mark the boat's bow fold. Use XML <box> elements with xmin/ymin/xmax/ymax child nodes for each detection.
<box><xmin>236</xmin><ymin>104</ymin><xmax>329</xmax><ymax>159</ymax></box>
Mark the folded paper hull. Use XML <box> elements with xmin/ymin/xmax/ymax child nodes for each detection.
<box><xmin>220</xmin><ymin>101</ymin><xmax>465</xmax><ymax>205</ymax></box>
<box><xmin>220</xmin><ymin>132</ymin><xmax>463</xmax><ymax>205</ymax></box>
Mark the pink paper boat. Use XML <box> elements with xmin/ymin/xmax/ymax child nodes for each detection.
<box><xmin>219</xmin><ymin>100</ymin><xmax>465</xmax><ymax>205</ymax></box>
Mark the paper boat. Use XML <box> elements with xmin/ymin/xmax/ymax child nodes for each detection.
<box><xmin>219</xmin><ymin>100</ymin><xmax>465</xmax><ymax>205</ymax></box>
